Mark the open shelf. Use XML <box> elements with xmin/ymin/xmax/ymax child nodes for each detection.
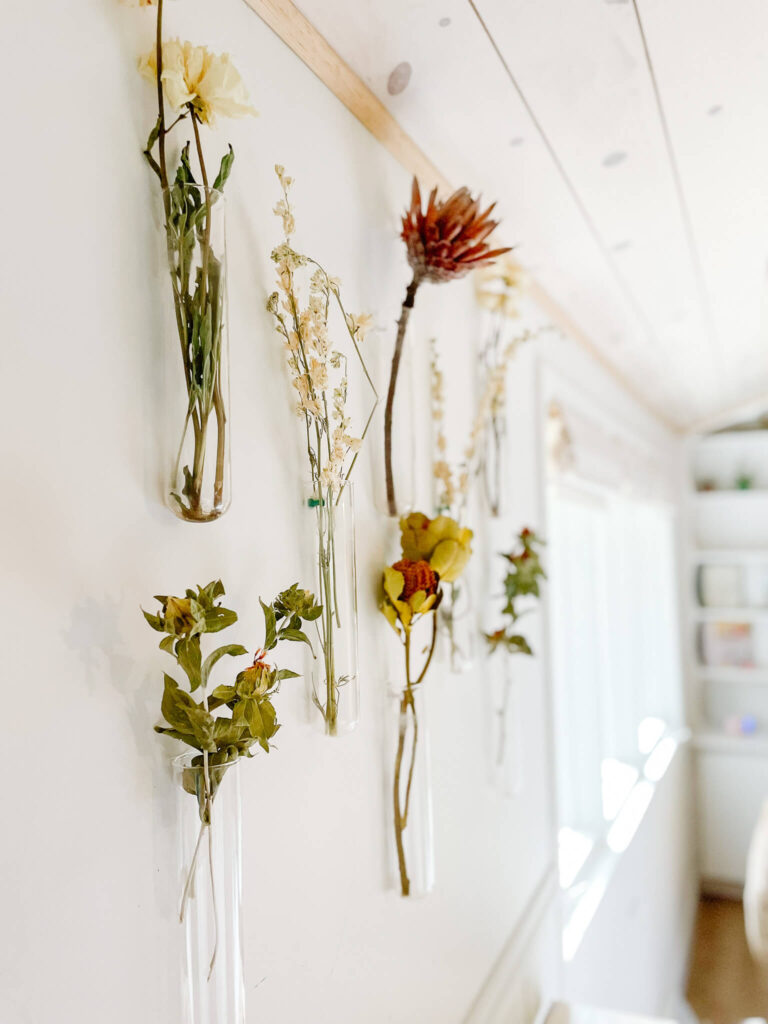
<box><xmin>691</xmin><ymin>548</ymin><xmax>768</xmax><ymax>563</ymax></box>
<box><xmin>698</xmin><ymin>665</ymin><xmax>768</xmax><ymax>685</ymax></box>
<box><xmin>694</xmin><ymin>607</ymin><xmax>768</xmax><ymax>622</ymax></box>
<box><xmin>693</xmin><ymin>489</ymin><xmax>768</xmax><ymax>501</ymax></box>
<box><xmin>693</xmin><ymin>730</ymin><xmax>768</xmax><ymax>756</ymax></box>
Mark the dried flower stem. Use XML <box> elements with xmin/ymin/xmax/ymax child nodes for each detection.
<box><xmin>385</xmin><ymin>274</ymin><xmax>421</xmax><ymax>516</ymax></box>
<box><xmin>267</xmin><ymin>169</ymin><xmax>377</xmax><ymax>733</ymax></box>
<box><xmin>393</xmin><ymin>614</ymin><xmax>438</xmax><ymax>896</ymax></box>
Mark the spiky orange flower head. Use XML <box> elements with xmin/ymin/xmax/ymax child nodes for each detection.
<box><xmin>392</xmin><ymin>559</ymin><xmax>439</xmax><ymax>601</ymax></box>
<box><xmin>401</xmin><ymin>177</ymin><xmax>512</xmax><ymax>284</ymax></box>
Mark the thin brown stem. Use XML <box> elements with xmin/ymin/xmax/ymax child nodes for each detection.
<box><xmin>414</xmin><ymin>612</ymin><xmax>439</xmax><ymax>686</ymax></box>
<box><xmin>392</xmin><ymin>611</ymin><xmax>438</xmax><ymax>897</ymax></box>
<box><xmin>402</xmin><ymin>689</ymin><xmax>418</xmax><ymax>828</ymax></box>
<box><xmin>384</xmin><ymin>275</ymin><xmax>420</xmax><ymax>515</ymax></box>
<box><xmin>155</xmin><ymin>0</ymin><xmax>168</xmax><ymax>191</ymax></box>
<box><xmin>393</xmin><ymin>688</ymin><xmax>411</xmax><ymax>897</ymax></box>
<box><xmin>190</xmin><ymin>111</ymin><xmax>211</xmax><ymax>311</ymax></box>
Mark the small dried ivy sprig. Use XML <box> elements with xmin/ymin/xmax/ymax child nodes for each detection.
<box><xmin>144</xmin><ymin>580</ymin><xmax>320</xmax><ymax>975</ymax></box>
<box><xmin>484</xmin><ymin>528</ymin><xmax>546</xmax><ymax>656</ymax></box>
<box><xmin>484</xmin><ymin>529</ymin><xmax>546</xmax><ymax>771</ymax></box>
<box><xmin>266</xmin><ymin>166</ymin><xmax>378</xmax><ymax>736</ymax></box>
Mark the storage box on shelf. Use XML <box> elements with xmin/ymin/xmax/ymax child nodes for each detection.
<box><xmin>687</xmin><ymin>425</ymin><xmax>768</xmax><ymax>886</ymax></box>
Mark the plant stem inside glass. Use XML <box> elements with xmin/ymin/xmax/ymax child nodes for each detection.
<box><xmin>174</xmin><ymin>753</ymin><xmax>244</xmax><ymax>1024</ymax></box>
<box><xmin>392</xmin><ymin>614</ymin><xmax>438</xmax><ymax>896</ymax></box>
<box><xmin>308</xmin><ymin>483</ymin><xmax>359</xmax><ymax>736</ymax></box>
<box><xmin>440</xmin><ymin>579</ymin><xmax>476</xmax><ymax>673</ymax></box>
<box><xmin>163</xmin><ymin>184</ymin><xmax>230</xmax><ymax>523</ymax></box>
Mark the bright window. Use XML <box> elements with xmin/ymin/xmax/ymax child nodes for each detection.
<box><xmin>547</xmin><ymin>481</ymin><xmax>682</xmax><ymax>889</ymax></box>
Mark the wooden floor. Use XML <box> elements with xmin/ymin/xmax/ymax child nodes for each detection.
<box><xmin>687</xmin><ymin>896</ymin><xmax>768</xmax><ymax>1024</ymax></box>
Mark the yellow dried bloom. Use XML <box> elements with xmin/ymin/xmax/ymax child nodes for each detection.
<box><xmin>139</xmin><ymin>40</ymin><xmax>257</xmax><ymax>125</ymax></box>
<box><xmin>399</xmin><ymin>513</ymin><xmax>473</xmax><ymax>584</ymax></box>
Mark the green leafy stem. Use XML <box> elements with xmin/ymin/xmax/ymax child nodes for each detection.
<box><xmin>143</xmin><ymin>579</ymin><xmax>320</xmax><ymax>975</ymax></box>
<box><xmin>483</xmin><ymin>528</ymin><xmax>546</xmax><ymax>769</ymax></box>
<box><xmin>142</xmin><ymin>0</ymin><xmax>236</xmax><ymax>521</ymax></box>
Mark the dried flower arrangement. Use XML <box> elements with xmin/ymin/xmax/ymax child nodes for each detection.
<box><xmin>383</xmin><ymin>179</ymin><xmax>511</xmax><ymax>516</ymax></box>
<box><xmin>266</xmin><ymin>167</ymin><xmax>377</xmax><ymax>735</ymax></box>
<box><xmin>144</xmin><ymin>580</ymin><xmax>320</xmax><ymax>972</ymax></box>
<box><xmin>380</xmin><ymin>514</ymin><xmax>473</xmax><ymax>895</ymax></box>
<box><xmin>484</xmin><ymin>529</ymin><xmax>546</xmax><ymax>771</ymax></box>
<box><xmin>474</xmin><ymin>256</ymin><xmax>551</xmax><ymax>516</ymax></box>
<box><xmin>428</xmin><ymin>329</ymin><xmax>522</xmax><ymax>670</ymax></box>
<box><xmin>138</xmin><ymin>0</ymin><xmax>256</xmax><ymax>520</ymax></box>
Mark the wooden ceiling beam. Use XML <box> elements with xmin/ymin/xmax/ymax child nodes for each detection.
<box><xmin>242</xmin><ymin>0</ymin><xmax>680</xmax><ymax>434</ymax></box>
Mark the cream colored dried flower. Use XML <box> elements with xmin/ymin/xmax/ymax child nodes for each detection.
<box><xmin>475</xmin><ymin>254</ymin><xmax>528</xmax><ymax>320</ymax></box>
<box><xmin>139</xmin><ymin>40</ymin><xmax>257</xmax><ymax>125</ymax></box>
<box><xmin>267</xmin><ymin>167</ymin><xmax>375</xmax><ymax>500</ymax></box>
<box><xmin>346</xmin><ymin>313</ymin><xmax>373</xmax><ymax>341</ymax></box>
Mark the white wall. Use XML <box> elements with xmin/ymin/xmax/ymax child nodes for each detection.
<box><xmin>1</xmin><ymin>3</ymin><xmax>557</xmax><ymax>1023</ymax></box>
<box><xmin>0</xmin><ymin>2</ymin><xmax>695</xmax><ymax>1022</ymax></box>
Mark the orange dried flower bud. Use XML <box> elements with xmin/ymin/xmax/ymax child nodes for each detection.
<box><xmin>392</xmin><ymin>559</ymin><xmax>438</xmax><ymax>600</ymax></box>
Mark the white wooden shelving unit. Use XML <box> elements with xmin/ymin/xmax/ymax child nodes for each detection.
<box><xmin>687</xmin><ymin>426</ymin><xmax>768</xmax><ymax>887</ymax></box>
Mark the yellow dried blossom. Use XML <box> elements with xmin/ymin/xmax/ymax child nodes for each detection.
<box><xmin>399</xmin><ymin>513</ymin><xmax>473</xmax><ymax>584</ymax></box>
<box><xmin>139</xmin><ymin>40</ymin><xmax>257</xmax><ymax>125</ymax></box>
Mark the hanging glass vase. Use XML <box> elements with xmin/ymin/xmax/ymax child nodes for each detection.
<box><xmin>306</xmin><ymin>482</ymin><xmax>360</xmax><ymax>736</ymax></box>
<box><xmin>163</xmin><ymin>185</ymin><xmax>231</xmax><ymax>523</ymax></box>
<box><xmin>388</xmin><ymin>683</ymin><xmax>435</xmax><ymax>897</ymax></box>
<box><xmin>439</xmin><ymin>579</ymin><xmax>476</xmax><ymax>673</ymax></box>
<box><xmin>173</xmin><ymin>753</ymin><xmax>245</xmax><ymax>1024</ymax></box>
<box><xmin>488</xmin><ymin>655</ymin><xmax>523</xmax><ymax>797</ymax></box>
<box><xmin>482</xmin><ymin>402</ymin><xmax>510</xmax><ymax>518</ymax></box>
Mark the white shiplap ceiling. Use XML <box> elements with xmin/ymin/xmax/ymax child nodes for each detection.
<box><xmin>288</xmin><ymin>0</ymin><xmax>768</xmax><ymax>429</ymax></box>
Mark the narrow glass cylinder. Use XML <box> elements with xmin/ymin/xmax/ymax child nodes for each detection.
<box><xmin>482</xmin><ymin>407</ymin><xmax>510</xmax><ymax>518</ymax></box>
<box><xmin>439</xmin><ymin>579</ymin><xmax>476</xmax><ymax>673</ymax></box>
<box><xmin>173</xmin><ymin>753</ymin><xmax>245</xmax><ymax>1024</ymax></box>
<box><xmin>388</xmin><ymin>684</ymin><xmax>435</xmax><ymax>897</ymax></box>
<box><xmin>307</xmin><ymin>483</ymin><xmax>360</xmax><ymax>736</ymax></box>
<box><xmin>489</xmin><ymin>655</ymin><xmax>524</xmax><ymax>797</ymax></box>
<box><xmin>162</xmin><ymin>186</ymin><xmax>231</xmax><ymax>522</ymax></box>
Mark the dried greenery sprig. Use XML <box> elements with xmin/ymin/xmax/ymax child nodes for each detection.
<box><xmin>266</xmin><ymin>166</ymin><xmax>378</xmax><ymax>735</ymax></box>
<box><xmin>430</xmin><ymin>328</ymin><xmax>540</xmax><ymax>520</ymax></box>
<box><xmin>384</xmin><ymin>178</ymin><xmax>511</xmax><ymax>515</ymax></box>
<box><xmin>484</xmin><ymin>529</ymin><xmax>546</xmax><ymax>656</ymax></box>
<box><xmin>484</xmin><ymin>529</ymin><xmax>546</xmax><ymax>770</ymax></box>
<box><xmin>139</xmin><ymin>0</ymin><xmax>255</xmax><ymax>520</ymax></box>
<box><xmin>474</xmin><ymin>258</ymin><xmax>554</xmax><ymax>516</ymax></box>
<box><xmin>144</xmin><ymin>580</ymin><xmax>319</xmax><ymax>974</ymax></box>
<box><xmin>380</xmin><ymin>514</ymin><xmax>473</xmax><ymax>895</ymax></box>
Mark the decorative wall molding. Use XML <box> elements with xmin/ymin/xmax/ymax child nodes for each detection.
<box><xmin>463</xmin><ymin>866</ymin><xmax>561</xmax><ymax>1024</ymax></box>
<box><xmin>241</xmin><ymin>0</ymin><xmax>678</xmax><ymax>433</ymax></box>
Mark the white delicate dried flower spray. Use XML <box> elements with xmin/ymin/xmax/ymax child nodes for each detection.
<box><xmin>266</xmin><ymin>167</ymin><xmax>378</xmax><ymax>500</ymax></box>
<box><xmin>264</xmin><ymin>168</ymin><xmax>379</xmax><ymax>736</ymax></box>
<box><xmin>475</xmin><ymin>254</ymin><xmax>529</xmax><ymax>320</ymax></box>
<box><xmin>430</xmin><ymin>329</ymin><xmax>537</xmax><ymax>520</ymax></box>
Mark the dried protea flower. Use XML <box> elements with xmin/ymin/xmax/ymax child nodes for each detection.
<box><xmin>384</xmin><ymin>178</ymin><xmax>511</xmax><ymax>515</ymax></box>
<box><xmin>402</xmin><ymin>178</ymin><xmax>511</xmax><ymax>284</ymax></box>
